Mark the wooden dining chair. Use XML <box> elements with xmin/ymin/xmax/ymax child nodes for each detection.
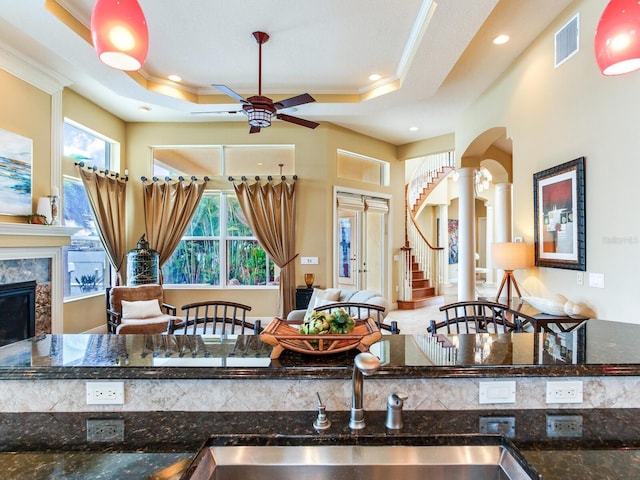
<box><xmin>313</xmin><ymin>301</ymin><xmax>399</xmax><ymax>334</ymax></box>
<box><xmin>168</xmin><ymin>300</ymin><xmax>263</xmax><ymax>335</ymax></box>
<box><xmin>427</xmin><ymin>300</ymin><xmax>527</xmax><ymax>334</ymax></box>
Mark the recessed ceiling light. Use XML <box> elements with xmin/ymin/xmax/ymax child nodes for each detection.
<box><xmin>168</xmin><ymin>74</ymin><xmax>182</xmax><ymax>82</ymax></box>
<box><xmin>493</xmin><ymin>34</ymin><xmax>510</xmax><ymax>45</ymax></box>
<box><xmin>139</xmin><ymin>106</ymin><xmax>151</xmax><ymax>112</ymax></box>
<box><xmin>257</xmin><ymin>162</ymin><xmax>263</xmax><ymax>166</ymax></box>
<box><xmin>368</xmin><ymin>73</ymin><xmax>382</xmax><ymax>81</ymax></box>
<box><xmin>409</xmin><ymin>126</ymin><xmax>419</xmax><ymax>131</ymax></box>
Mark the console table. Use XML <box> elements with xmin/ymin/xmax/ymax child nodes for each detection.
<box><xmin>481</xmin><ymin>297</ymin><xmax>587</xmax><ymax>333</ymax></box>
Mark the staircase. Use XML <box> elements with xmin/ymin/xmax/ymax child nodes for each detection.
<box><xmin>398</xmin><ymin>152</ymin><xmax>454</xmax><ymax>310</ymax></box>
<box><xmin>397</xmin><ymin>255</ymin><xmax>440</xmax><ymax>309</ymax></box>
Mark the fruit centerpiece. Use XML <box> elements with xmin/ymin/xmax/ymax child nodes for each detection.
<box><xmin>260</xmin><ymin>308</ymin><xmax>382</xmax><ymax>359</ymax></box>
<box><xmin>299</xmin><ymin>308</ymin><xmax>356</xmax><ymax>335</ymax></box>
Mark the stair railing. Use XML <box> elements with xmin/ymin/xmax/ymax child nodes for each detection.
<box><xmin>400</xmin><ymin>152</ymin><xmax>454</xmax><ymax>301</ymax></box>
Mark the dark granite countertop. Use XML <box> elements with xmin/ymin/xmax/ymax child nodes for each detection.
<box><xmin>2</xmin><ymin>409</ymin><xmax>640</xmax><ymax>479</ymax></box>
<box><xmin>2</xmin><ymin>319</ymin><xmax>640</xmax><ymax>379</ymax></box>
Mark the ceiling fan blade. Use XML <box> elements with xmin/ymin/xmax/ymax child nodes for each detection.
<box><xmin>273</xmin><ymin>93</ymin><xmax>315</xmax><ymax>110</ymax></box>
<box><xmin>190</xmin><ymin>110</ymin><xmax>241</xmax><ymax>115</ymax></box>
<box><xmin>277</xmin><ymin>113</ymin><xmax>319</xmax><ymax>129</ymax></box>
<box><xmin>249</xmin><ymin>125</ymin><xmax>261</xmax><ymax>134</ymax></box>
<box><xmin>212</xmin><ymin>84</ymin><xmax>250</xmax><ymax>104</ymax></box>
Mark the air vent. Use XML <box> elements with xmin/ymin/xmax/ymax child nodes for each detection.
<box><xmin>555</xmin><ymin>13</ymin><xmax>579</xmax><ymax>68</ymax></box>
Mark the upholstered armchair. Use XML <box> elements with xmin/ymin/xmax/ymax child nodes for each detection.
<box><xmin>106</xmin><ymin>284</ymin><xmax>178</xmax><ymax>334</ymax></box>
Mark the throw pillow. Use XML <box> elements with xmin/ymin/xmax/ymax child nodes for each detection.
<box><xmin>521</xmin><ymin>296</ymin><xmax>566</xmax><ymax>316</ymax></box>
<box><xmin>313</xmin><ymin>288</ymin><xmax>341</xmax><ymax>309</ymax></box>
<box><xmin>121</xmin><ymin>299</ymin><xmax>163</xmax><ymax>319</ymax></box>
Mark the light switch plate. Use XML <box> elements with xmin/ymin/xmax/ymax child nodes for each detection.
<box><xmin>479</xmin><ymin>381</ymin><xmax>516</xmax><ymax>404</ymax></box>
<box><xmin>588</xmin><ymin>272</ymin><xmax>604</xmax><ymax>288</ymax></box>
<box><xmin>300</xmin><ymin>256</ymin><xmax>318</xmax><ymax>265</ymax></box>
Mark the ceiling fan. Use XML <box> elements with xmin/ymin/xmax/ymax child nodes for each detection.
<box><xmin>212</xmin><ymin>31</ymin><xmax>319</xmax><ymax>134</ymax></box>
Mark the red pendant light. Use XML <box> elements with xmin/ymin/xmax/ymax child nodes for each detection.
<box><xmin>595</xmin><ymin>0</ymin><xmax>640</xmax><ymax>75</ymax></box>
<box><xmin>90</xmin><ymin>0</ymin><xmax>148</xmax><ymax>71</ymax></box>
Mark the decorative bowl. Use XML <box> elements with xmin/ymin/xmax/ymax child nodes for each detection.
<box><xmin>260</xmin><ymin>317</ymin><xmax>382</xmax><ymax>359</ymax></box>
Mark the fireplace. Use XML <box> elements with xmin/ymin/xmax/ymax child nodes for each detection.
<box><xmin>0</xmin><ymin>281</ymin><xmax>36</xmax><ymax>347</ymax></box>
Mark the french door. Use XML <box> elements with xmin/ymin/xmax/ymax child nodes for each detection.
<box><xmin>335</xmin><ymin>191</ymin><xmax>388</xmax><ymax>293</ymax></box>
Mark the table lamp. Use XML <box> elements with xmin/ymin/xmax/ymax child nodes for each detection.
<box><xmin>491</xmin><ymin>242</ymin><xmax>532</xmax><ymax>305</ymax></box>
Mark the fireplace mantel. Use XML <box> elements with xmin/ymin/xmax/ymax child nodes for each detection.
<box><xmin>0</xmin><ymin>224</ymin><xmax>80</xmax><ymax>334</ymax></box>
<box><xmin>0</xmin><ymin>223</ymin><xmax>80</xmax><ymax>237</ymax></box>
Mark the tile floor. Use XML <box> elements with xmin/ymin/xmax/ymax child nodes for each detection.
<box><xmin>386</xmin><ymin>280</ymin><xmax>499</xmax><ymax>334</ymax></box>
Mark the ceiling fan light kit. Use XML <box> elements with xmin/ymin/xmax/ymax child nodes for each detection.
<box><xmin>213</xmin><ymin>31</ymin><xmax>319</xmax><ymax>133</ymax></box>
<box><xmin>90</xmin><ymin>0</ymin><xmax>149</xmax><ymax>71</ymax></box>
<box><xmin>595</xmin><ymin>0</ymin><xmax>640</xmax><ymax>75</ymax></box>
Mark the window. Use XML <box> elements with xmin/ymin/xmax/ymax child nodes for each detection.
<box><xmin>161</xmin><ymin>192</ymin><xmax>277</xmax><ymax>287</ymax></box>
<box><xmin>337</xmin><ymin>149</ymin><xmax>390</xmax><ymax>186</ymax></box>
<box><xmin>62</xmin><ymin>121</ymin><xmax>114</xmax><ymax>299</ymax></box>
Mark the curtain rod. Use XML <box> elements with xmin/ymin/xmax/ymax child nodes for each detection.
<box><xmin>140</xmin><ymin>175</ymin><xmax>210</xmax><ymax>183</ymax></box>
<box><xmin>228</xmin><ymin>175</ymin><xmax>298</xmax><ymax>182</ymax></box>
<box><xmin>75</xmin><ymin>161</ymin><xmax>128</xmax><ymax>180</ymax></box>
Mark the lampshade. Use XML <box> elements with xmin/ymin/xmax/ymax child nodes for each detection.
<box><xmin>90</xmin><ymin>0</ymin><xmax>148</xmax><ymax>71</ymax></box>
<box><xmin>595</xmin><ymin>0</ymin><xmax>640</xmax><ymax>75</ymax></box>
<box><xmin>491</xmin><ymin>242</ymin><xmax>532</xmax><ymax>270</ymax></box>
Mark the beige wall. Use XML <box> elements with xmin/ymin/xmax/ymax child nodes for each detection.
<box><xmin>457</xmin><ymin>0</ymin><xmax>638</xmax><ymax>321</ymax></box>
<box><xmin>0</xmin><ymin>69</ymin><xmax>51</xmax><ymax>222</ymax></box>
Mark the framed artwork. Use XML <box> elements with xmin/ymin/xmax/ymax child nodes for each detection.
<box><xmin>533</xmin><ymin>157</ymin><xmax>586</xmax><ymax>270</ymax></box>
<box><xmin>0</xmin><ymin>128</ymin><xmax>33</xmax><ymax>215</ymax></box>
<box><xmin>448</xmin><ymin>219</ymin><xmax>459</xmax><ymax>264</ymax></box>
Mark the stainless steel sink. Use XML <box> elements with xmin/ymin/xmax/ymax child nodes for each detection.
<box><xmin>185</xmin><ymin>444</ymin><xmax>539</xmax><ymax>480</ymax></box>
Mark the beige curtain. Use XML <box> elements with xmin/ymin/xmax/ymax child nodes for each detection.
<box><xmin>143</xmin><ymin>178</ymin><xmax>208</xmax><ymax>268</ymax></box>
<box><xmin>78</xmin><ymin>167</ymin><xmax>127</xmax><ymax>285</ymax></box>
<box><xmin>233</xmin><ymin>179</ymin><xmax>297</xmax><ymax>318</ymax></box>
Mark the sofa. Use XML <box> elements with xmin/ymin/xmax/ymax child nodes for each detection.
<box><xmin>286</xmin><ymin>287</ymin><xmax>389</xmax><ymax>321</ymax></box>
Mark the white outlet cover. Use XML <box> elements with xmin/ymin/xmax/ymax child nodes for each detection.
<box><xmin>546</xmin><ymin>380</ymin><xmax>583</xmax><ymax>404</ymax></box>
<box><xmin>479</xmin><ymin>381</ymin><xmax>516</xmax><ymax>404</ymax></box>
<box><xmin>86</xmin><ymin>381</ymin><xmax>125</xmax><ymax>405</ymax></box>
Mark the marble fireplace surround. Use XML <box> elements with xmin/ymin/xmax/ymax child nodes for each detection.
<box><xmin>0</xmin><ymin>223</ymin><xmax>79</xmax><ymax>334</ymax></box>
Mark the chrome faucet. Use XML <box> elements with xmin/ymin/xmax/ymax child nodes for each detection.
<box><xmin>349</xmin><ymin>352</ymin><xmax>381</xmax><ymax>430</ymax></box>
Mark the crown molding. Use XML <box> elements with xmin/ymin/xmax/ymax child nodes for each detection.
<box><xmin>0</xmin><ymin>42</ymin><xmax>71</xmax><ymax>94</ymax></box>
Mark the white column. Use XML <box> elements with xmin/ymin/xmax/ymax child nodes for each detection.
<box><xmin>485</xmin><ymin>203</ymin><xmax>495</xmax><ymax>285</ymax></box>
<box><xmin>493</xmin><ymin>183</ymin><xmax>513</xmax><ymax>294</ymax></box>
<box><xmin>494</xmin><ymin>183</ymin><xmax>513</xmax><ymax>242</ymax></box>
<box><xmin>457</xmin><ymin>168</ymin><xmax>476</xmax><ymax>301</ymax></box>
<box><xmin>438</xmin><ymin>204</ymin><xmax>450</xmax><ymax>286</ymax></box>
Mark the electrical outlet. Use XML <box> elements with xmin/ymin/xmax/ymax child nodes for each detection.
<box><xmin>546</xmin><ymin>380</ymin><xmax>583</xmax><ymax>404</ymax></box>
<box><xmin>86</xmin><ymin>381</ymin><xmax>125</xmax><ymax>405</ymax></box>
<box><xmin>87</xmin><ymin>418</ymin><xmax>125</xmax><ymax>442</ymax></box>
<box><xmin>479</xmin><ymin>416</ymin><xmax>516</xmax><ymax>437</ymax></box>
<box><xmin>546</xmin><ymin>414</ymin><xmax>583</xmax><ymax>437</ymax></box>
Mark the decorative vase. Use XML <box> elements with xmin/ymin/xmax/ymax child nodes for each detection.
<box><xmin>304</xmin><ymin>273</ymin><xmax>315</xmax><ymax>288</ymax></box>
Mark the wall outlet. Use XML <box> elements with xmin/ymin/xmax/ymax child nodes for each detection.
<box><xmin>86</xmin><ymin>381</ymin><xmax>125</xmax><ymax>405</ymax></box>
<box><xmin>87</xmin><ymin>418</ymin><xmax>125</xmax><ymax>442</ymax></box>
<box><xmin>479</xmin><ymin>381</ymin><xmax>516</xmax><ymax>404</ymax></box>
<box><xmin>546</xmin><ymin>414</ymin><xmax>583</xmax><ymax>437</ymax></box>
<box><xmin>479</xmin><ymin>416</ymin><xmax>516</xmax><ymax>437</ymax></box>
<box><xmin>546</xmin><ymin>380</ymin><xmax>583</xmax><ymax>404</ymax></box>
